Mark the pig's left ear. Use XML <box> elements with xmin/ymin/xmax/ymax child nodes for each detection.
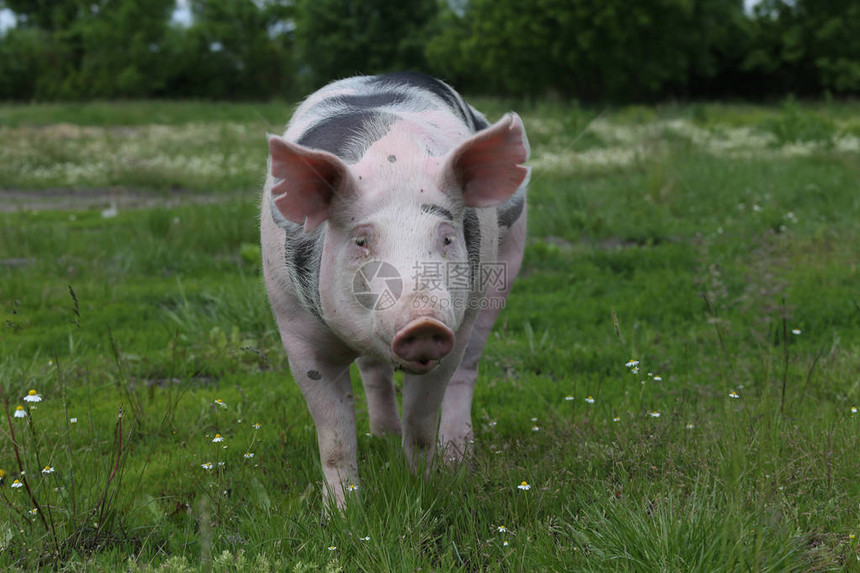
<box><xmin>268</xmin><ymin>135</ymin><xmax>356</xmax><ymax>232</ymax></box>
<box><xmin>439</xmin><ymin>113</ymin><xmax>530</xmax><ymax>208</ymax></box>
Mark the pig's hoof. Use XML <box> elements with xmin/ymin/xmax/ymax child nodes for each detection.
<box><xmin>439</xmin><ymin>439</ymin><xmax>474</xmax><ymax>467</ymax></box>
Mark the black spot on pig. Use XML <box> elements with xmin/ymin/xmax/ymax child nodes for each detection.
<box><xmin>329</xmin><ymin>92</ymin><xmax>411</xmax><ymax>110</ymax></box>
<box><xmin>497</xmin><ymin>187</ymin><xmax>526</xmax><ymax>229</ymax></box>
<box><xmin>298</xmin><ymin>110</ymin><xmax>396</xmax><ymax>163</ymax></box>
<box><xmin>420</xmin><ymin>203</ymin><xmax>454</xmax><ymax>222</ymax></box>
<box><xmin>284</xmin><ymin>226</ymin><xmax>325</xmax><ymax>318</ymax></box>
<box><xmin>369</xmin><ymin>71</ymin><xmax>477</xmax><ymax>130</ymax></box>
<box><xmin>463</xmin><ymin>208</ymin><xmax>481</xmax><ymax>288</ymax></box>
<box><xmin>307</xmin><ymin>370</ymin><xmax>322</xmax><ymax>380</ymax></box>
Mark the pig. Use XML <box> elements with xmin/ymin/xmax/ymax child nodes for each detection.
<box><xmin>260</xmin><ymin>71</ymin><xmax>529</xmax><ymax>507</ymax></box>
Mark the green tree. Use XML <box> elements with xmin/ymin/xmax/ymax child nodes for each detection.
<box><xmin>2</xmin><ymin>0</ymin><xmax>81</xmax><ymax>31</ymax></box>
<box><xmin>158</xmin><ymin>0</ymin><xmax>294</xmax><ymax>99</ymax></box>
<box><xmin>427</xmin><ymin>0</ymin><xmax>749</xmax><ymax>101</ymax></box>
<box><xmin>0</xmin><ymin>0</ymin><xmax>175</xmax><ymax>99</ymax></box>
<box><xmin>744</xmin><ymin>0</ymin><xmax>860</xmax><ymax>96</ymax></box>
<box><xmin>294</xmin><ymin>0</ymin><xmax>436</xmax><ymax>90</ymax></box>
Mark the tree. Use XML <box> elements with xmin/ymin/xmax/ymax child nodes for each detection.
<box><xmin>294</xmin><ymin>0</ymin><xmax>436</xmax><ymax>90</ymax></box>
<box><xmin>744</xmin><ymin>0</ymin><xmax>860</xmax><ymax>96</ymax></box>
<box><xmin>159</xmin><ymin>0</ymin><xmax>295</xmax><ymax>99</ymax></box>
<box><xmin>426</xmin><ymin>0</ymin><xmax>751</xmax><ymax>101</ymax></box>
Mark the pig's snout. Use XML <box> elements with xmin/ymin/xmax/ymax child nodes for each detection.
<box><xmin>392</xmin><ymin>318</ymin><xmax>454</xmax><ymax>372</ymax></box>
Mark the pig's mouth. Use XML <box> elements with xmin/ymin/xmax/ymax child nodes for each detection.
<box><xmin>393</xmin><ymin>357</ymin><xmax>442</xmax><ymax>375</ymax></box>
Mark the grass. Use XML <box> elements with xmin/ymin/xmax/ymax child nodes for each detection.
<box><xmin>1</xmin><ymin>98</ymin><xmax>859</xmax><ymax>571</ymax></box>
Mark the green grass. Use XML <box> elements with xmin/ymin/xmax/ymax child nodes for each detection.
<box><xmin>1</xmin><ymin>99</ymin><xmax>859</xmax><ymax>571</ymax></box>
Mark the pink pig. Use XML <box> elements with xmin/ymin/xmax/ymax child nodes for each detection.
<box><xmin>260</xmin><ymin>72</ymin><xmax>529</xmax><ymax>507</ymax></box>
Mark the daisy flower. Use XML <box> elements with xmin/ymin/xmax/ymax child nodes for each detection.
<box><xmin>327</xmin><ymin>545</ymin><xmax>336</xmax><ymax>551</ymax></box>
<box><xmin>503</xmin><ymin>540</ymin><xmax>510</xmax><ymax>547</ymax></box>
<box><xmin>653</xmin><ymin>376</ymin><xmax>663</xmax><ymax>382</ymax></box>
<box><xmin>518</xmin><ymin>481</ymin><xmax>531</xmax><ymax>491</ymax></box>
<box><xmin>729</xmin><ymin>391</ymin><xmax>740</xmax><ymax>399</ymax></box>
<box><xmin>360</xmin><ymin>536</ymin><xmax>370</xmax><ymax>541</ymax></box>
<box><xmin>202</xmin><ymin>462</ymin><xmax>213</xmax><ymax>470</ymax></box>
<box><xmin>11</xmin><ymin>479</ymin><xmax>23</xmax><ymax>489</ymax></box>
<box><xmin>212</xmin><ymin>434</ymin><xmax>224</xmax><ymax>443</ymax></box>
<box><xmin>23</xmin><ymin>390</ymin><xmax>42</xmax><ymax>403</ymax></box>
<box><xmin>791</xmin><ymin>329</ymin><xmax>801</xmax><ymax>335</ymax></box>
<box><xmin>29</xmin><ymin>508</ymin><xmax>38</xmax><ymax>516</ymax></box>
<box><xmin>649</xmin><ymin>411</ymin><xmax>661</xmax><ymax>418</ymax></box>
<box><xmin>252</xmin><ymin>422</ymin><xmax>262</xmax><ymax>430</ymax></box>
<box><xmin>531</xmin><ymin>425</ymin><xmax>540</xmax><ymax>432</ymax></box>
<box><xmin>564</xmin><ymin>395</ymin><xmax>574</xmax><ymax>401</ymax></box>
<box><xmin>14</xmin><ymin>406</ymin><xmax>26</xmax><ymax>418</ymax></box>
<box><xmin>69</xmin><ymin>417</ymin><xmax>78</xmax><ymax>424</ymax></box>
<box><xmin>850</xmin><ymin>407</ymin><xmax>857</xmax><ymax>414</ymax></box>
<box><xmin>346</xmin><ymin>484</ymin><xmax>359</xmax><ymax>492</ymax></box>
<box><xmin>626</xmin><ymin>359</ymin><xmax>639</xmax><ymax>368</ymax></box>
<box><xmin>41</xmin><ymin>466</ymin><xmax>54</xmax><ymax>474</ymax></box>
<box><xmin>497</xmin><ymin>525</ymin><xmax>507</xmax><ymax>533</ymax></box>
<box><xmin>686</xmin><ymin>423</ymin><xmax>695</xmax><ymax>429</ymax></box>
<box><xmin>244</xmin><ymin>452</ymin><xmax>254</xmax><ymax>459</ymax></box>
<box><xmin>585</xmin><ymin>396</ymin><xmax>595</xmax><ymax>404</ymax></box>
<box><xmin>214</xmin><ymin>399</ymin><xmax>227</xmax><ymax>408</ymax></box>
<box><xmin>613</xmin><ymin>416</ymin><xmax>621</xmax><ymax>422</ymax></box>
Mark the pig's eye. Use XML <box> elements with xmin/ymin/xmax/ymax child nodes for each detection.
<box><xmin>443</xmin><ymin>237</ymin><xmax>453</xmax><ymax>247</ymax></box>
<box><xmin>354</xmin><ymin>237</ymin><xmax>367</xmax><ymax>248</ymax></box>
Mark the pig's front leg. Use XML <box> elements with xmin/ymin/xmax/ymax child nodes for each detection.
<box><xmin>400</xmin><ymin>319</ymin><xmax>476</xmax><ymax>475</ymax></box>
<box><xmin>357</xmin><ymin>357</ymin><xmax>401</xmax><ymax>436</ymax></box>
<box><xmin>400</xmin><ymin>367</ymin><xmax>452</xmax><ymax>476</ymax></box>
<box><xmin>286</xmin><ymin>346</ymin><xmax>359</xmax><ymax>508</ymax></box>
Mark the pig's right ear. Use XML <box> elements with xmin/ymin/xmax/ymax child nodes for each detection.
<box><xmin>268</xmin><ymin>135</ymin><xmax>355</xmax><ymax>232</ymax></box>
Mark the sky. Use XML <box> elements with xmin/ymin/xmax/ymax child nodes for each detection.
<box><xmin>0</xmin><ymin>1</ymin><xmax>193</xmax><ymax>31</ymax></box>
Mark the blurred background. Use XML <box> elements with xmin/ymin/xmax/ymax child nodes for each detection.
<box><xmin>0</xmin><ymin>0</ymin><xmax>858</xmax><ymax>103</ymax></box>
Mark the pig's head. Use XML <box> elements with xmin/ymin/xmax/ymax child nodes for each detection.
<box><xmin>268</xmin><ymin>113</ymin><xmax>529</xmax><ymax>374</ymax></box>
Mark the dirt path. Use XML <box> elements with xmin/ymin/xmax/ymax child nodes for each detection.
<box><xmin>0</xmin><ymin>188</ymin><xmax>250</xmax><ymax>212</ymax></box>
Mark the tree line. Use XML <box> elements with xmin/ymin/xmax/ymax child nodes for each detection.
<box><xmin>0</xmin><ymin>0</ymin><xmax>858</xmax><ymax>102</ymax></box>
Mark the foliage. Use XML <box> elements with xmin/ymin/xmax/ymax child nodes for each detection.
<box><xmin>0</xmin><ymin>0</ymin><xmax>859</xmax><ymax>101</ymax></box>
<box><xmin>744</xmin><ymin>0</ymin><xmax>860</xmax><ymax>96</ymax></box>
<box><xmin>157</xmin><ymin>0</ymin><xmax>295</xmax><ymax>100</ymax></box>
<box><xmin>427</xmin><ymin>0</ymin><xmax>751</xmax><ymax>101</ymax></box>
<box><xmin>293</xmin><ymin>0</ymin><xmax>436</xmax><ymax>92</ymax></box>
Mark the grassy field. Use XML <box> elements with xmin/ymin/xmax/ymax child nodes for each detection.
<box><xmin>1</xmin><ymin>98</ymin><xmax>859</xmax><ymax>571</ymax></box>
